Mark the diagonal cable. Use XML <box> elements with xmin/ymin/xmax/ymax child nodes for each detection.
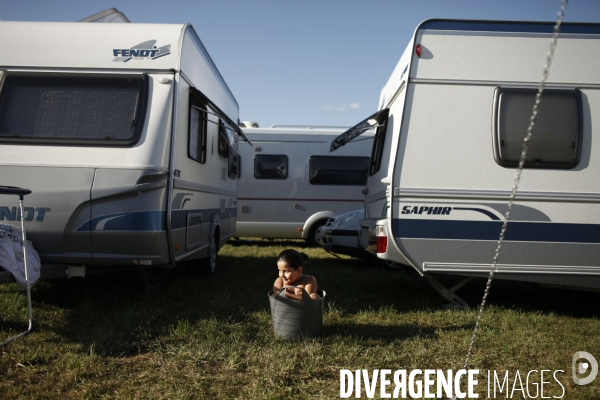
<box><xmin>459</xmin><ymin>0</ymin><xmax>569</xmax><ymax>374</ymax></box>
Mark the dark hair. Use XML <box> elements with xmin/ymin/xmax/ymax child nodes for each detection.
<box><xmin>277</xmin><ymin>249</ymin><xmax>309</xmax><ymax>270</ymax></box>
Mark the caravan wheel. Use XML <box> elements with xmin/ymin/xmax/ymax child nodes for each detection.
<box><xmin>200</xmin><ymin>231</ymin><xmax>219</xmax><ymax>276</ymax></box>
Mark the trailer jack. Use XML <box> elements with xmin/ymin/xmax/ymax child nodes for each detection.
<box><xmin>421</xmin><ymin>274</ymin><xmax>473</xmax><ymax>309</ymax></box>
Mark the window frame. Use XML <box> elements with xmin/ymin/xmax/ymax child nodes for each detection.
<box><xmin>0</xmin><ymin>73</ymin><xmax>148</xmax><ymax>147</ymax></box>
<box><xmin>218</xmin><ymin>120</ymin><xmax>229</xmax><ymax>158</ymax></box>
<box><xmin>188</xmin><ymin>91</ymin><xmax>208</xmax><ymax>164</ymax></box>
<box><xmin>369</xmin><ymin>113</ymin><xmax>389</xmax><ymax>176</ymax></box>
<box><xmin>254</xmin><ymin>154</ymin><xmax>288</xmax><ymax>180</ymax></box>
<box><xmin>308</xmin><ymin>155</ymin><xmax>370</xmax><ymax>186</ymax></box>
<box><xmin>228</xmin><ymin>147</ymin><xmax>240</xmax><ymax>179</ymax></box>
<box><xmin>492</xmin><ymin>86</ymin><xmax>583</xmax><ymax>169</ymax></box>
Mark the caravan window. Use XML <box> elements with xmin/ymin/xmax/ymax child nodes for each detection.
<box><xmin>309</xmin><ymin>156</ymin><xmax>369</xmax><ymax>185</ymax></box>
<box><xmin>189</xmin><ymin>94</ymin><xmax>208</xmax><ymax>164</ymax></box>
<box><xmin>369</xmin><ymin>115</ymin><xmax>389</xmax><ymax>176</ymax></box>
<box><xmin>229</xmin><ymin>148</ymin><xmax>240</xmax><ymax>179</ymax></box>
<box><xmin>0</xmin><ymin>75</ymin><xmax>147</xmax><ymax>146</ymax></box>
<box><xmin>493</xmin><ymin>87</ymin><xmax>582</xmax><ymax>168</ymax></box>
<box><xmin>218</xmin><ymin>120</ymin><xmax>229</xmax><ymax>157</ymax></box>
<box><xmin>254</xmin><ymin>155</ymin><xmax>288</xmax><ymax>179</ymax></box>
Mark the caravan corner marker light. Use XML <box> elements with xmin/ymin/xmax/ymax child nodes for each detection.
<box><xmin>377</xmin><ymin>235</ymin><xmax>387</xmax><ymax>254</ymax></box>
<box><xmin>415</xmin><ymin>44</ymin><xmax>421</xmax><ymax>58</ymax></box>
<box><xmin>375</xmin><ymin>225</ymin><xmax>387</xmax><ymax>253</ymax></box>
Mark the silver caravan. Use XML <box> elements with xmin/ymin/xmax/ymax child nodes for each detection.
<box><xmin>236</xmin><ymin>126</ymin><xmax>373</xmax><ymax>246</ymax></box>
<box><xmin>332</xmin><ymin>20</ymin><xmax>600</xmax><ymax>292</ymax></box>
<box><xmin>0</xmin><ymin>21</ymin><xmax>247</xmax><ymax>278</ymax></box>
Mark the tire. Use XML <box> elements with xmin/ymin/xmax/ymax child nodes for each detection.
<box><xmin>200</xmin><ymin>230</ymin><xmax>219</xmax><ymax>276</ymax></box>
<box><xmin>306</xmin><ymin>220</ymin><xmax>326</xmax><ymax>247</ymax></box>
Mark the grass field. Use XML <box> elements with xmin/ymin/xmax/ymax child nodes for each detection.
<box><xmin>1</xmin><ymin>239</ymin><xmax>599</xmax><ymax>399</ymax></box>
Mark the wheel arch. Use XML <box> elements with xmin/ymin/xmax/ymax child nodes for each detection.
<box><xmin>301</xmin><ymin>211</ymin><xmax>336</xmax><ymax>239</ymax></box>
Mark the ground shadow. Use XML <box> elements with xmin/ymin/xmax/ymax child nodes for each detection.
<box><xmin>430</xmin><ymin>273</ymin><xmax>600</xmax><ymax>319</ymax></box>
<box><xmin>228</xmin><ymin>238</ymin><xmax>309</xmax><ymax>248</ymax></box>
<box><xmin>323</xmin><ymin>322</ymin><xmax>475</xmax><ymax>343</ymax></box>
<box><xmin>4</xmin><ymin>246</ymin><xmax>598</xmax><ymax>357</ymax></box>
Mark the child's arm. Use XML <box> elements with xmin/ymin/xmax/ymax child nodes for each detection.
<box><xmin>304</xmin><ymin>276</ymin><xmax>321</xmax><ymax>300</ymax></box>
<box><xmin>272</xmin><ymin>278</ymin><xmax>302</xmax><ymax>299</ymax></box>
<box><xmin>272</xmin><ymin>277</ymin><xmax>284</xmax><ymax>297</ymax></box>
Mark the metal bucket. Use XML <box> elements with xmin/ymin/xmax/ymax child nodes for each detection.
<box><xmin>268</xmin><ymin>286</ymin><xmax>326</xmax><ymax>339</ymax></box>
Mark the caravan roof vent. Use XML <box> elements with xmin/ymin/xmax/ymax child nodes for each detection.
<box><xmin>79</xmin><ymin>8</ymin><xmax>131</xmax><ymax>23</ymax></box>
<box><xmin>240</xmin><ymin>121</ymin><xmax>259</xmax><ymax>128</ymax></box>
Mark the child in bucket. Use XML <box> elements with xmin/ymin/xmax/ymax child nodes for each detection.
<box><xmin>272</xmin><ymin>249</ymin><xmax>321</xmax><ymax>300</ymax></box>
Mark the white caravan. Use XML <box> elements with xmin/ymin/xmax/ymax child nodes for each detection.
<box><xmin>236</xmin><ymin>126</ymin><xmax>373</xmax><ymax>245</ymax></box>
<box><xmin>331</xmin><ymin>19</ymin><xmax>600</xmax><ymax>295</ymax></box>
<box><xmin>0</xmin><ymin>20</ymin><xmax>248</xmax><ymax>282</ymax></box>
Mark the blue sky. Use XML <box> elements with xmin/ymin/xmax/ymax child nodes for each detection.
<box><xmin>2</xmin><ymin>0</ymin><xmax>598</xmax><ymax>128</ymax></box>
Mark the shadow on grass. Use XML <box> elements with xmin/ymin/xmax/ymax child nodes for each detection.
<box><xmin>228</xmin><ymin>238</ymin><xmax>309</xmax><ymax>248</ymax></box>
<box><xmin>417</xmin><ymin>271</ymin><xmax>600</xmax><ymax>322</ymax></box>
<box><xmin>323</xmin><ymin>322</ymin><xmax>475</xmax><ymax>343</ymax></box>
<box><xmin>0</xmin><ymin>319</ymin><xmax>31</xmax><ymax>334</ymax></box>
<box><xmin>453</xmin><ymin>276</ymin><xmax>600</xmax><ymax>319</ymax></box>
<box><xmin>14</xmin><ymin>253</ymin><xmax>423</xmax><ymax>355</ymax></box>
<box><xmin>7</xmin><ymin>244</ymin><xmax>599</xmax><ymax>358</ymax></box>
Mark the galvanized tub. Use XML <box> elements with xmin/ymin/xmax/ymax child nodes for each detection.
<box><xmin>268</xmin><ymin>286</ymin><xmax>326</xmax><ymax>339</ymax></box>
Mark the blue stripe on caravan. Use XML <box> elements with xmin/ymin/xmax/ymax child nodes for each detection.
<box><xmin>453</xmin><ymin>207</ymin><xmax>500</xmax><ymax>221</ymax></box>
<box><xmin>76</xmin><ymin>211</ymin><xmax>166</xmax><ymax>232</ymax></box>
<box><xmin>171</xmin><ymin>209</ymin><xmax>207</xmax><ymax>230</ymax></box>
<box><xmin>392</xmin><ymin>219</ymin><xmax>600</xmax><ymax>244</ymax></box>
<box><xmin>420</xmin><ymin>20</ymin><xmax>600</xmax><ymax>35</ymax></box>
<box><xmin>171</xmin><ymin>208</ymin><xmax>238</xmax><ymax>230</ymax></box>
<box><xmin>76</xmin><ymin>208</ymin><xmax>239</xmax><ymax>232</ymax></box>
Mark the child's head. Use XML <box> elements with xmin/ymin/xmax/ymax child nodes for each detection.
<box><xmin>277</xmin><ymin>249</ymin><xmax>309</xmax><ymax>285</ymax></box>
<box><xmin>277</xmin><ymin>249</ymin><xmax>308</xmax><ymax>270</ymax></box>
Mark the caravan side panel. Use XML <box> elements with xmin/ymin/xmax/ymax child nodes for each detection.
<box><xmin>170</xmin><ymin>79</ymin><xmax>237</xmax><ymax>262</ymax></box>
<box><xmin>0</xmin><ymin>70</ymin><xmax>174</xmax><ymax>266</ymax></box>
<box><xmin>386</xmin><ymin>22</ymin><xmax>600</xmax><ymax>288</ymax></box>
<box><xmin>180</xmin><ymin>28</ymin><xmax>238</xmax><ymax>124</ymax></box>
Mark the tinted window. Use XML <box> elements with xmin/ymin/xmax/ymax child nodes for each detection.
<box><xmin>309</xmin><ymin>156</ymin><xmax>369</xmax><ymax>185</ymax></box>
<box><xmin>494</xmin><ymin>87</ymin><xmax>582</xmax><ymax>168</ymax></box>
<box><xmin>218</xmin><ymin>120</ymin><xmax>229</xmax><ymax>157</ymax></box>
<box><xmin>0</xmin><ymin>75</ymin><xmax>147</xmax><ymax>145</ymax></box>
<box><xmin>369</xmin><ymin>115</ymin><xmax>389</xmax><ymax>176</ymax></box>
<box><xmin>189</xmin><ymin>95</ymin><xmax>208</xmax><ymax>164</ymax></box>
<box><xmin>254</xmin><ymin>155</ymin><xmax>288</xmax><ymax>179</ymax></box>
<box><xmin>229</xmin><ymin>149</ymin><xmax>240</xmax><ymax>179</ymax></box>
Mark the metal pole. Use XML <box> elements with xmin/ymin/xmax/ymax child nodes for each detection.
<box><xmin>0</xmin><ymin>194</ymin><xmax>34</xmax><ymax>347</ymax></box>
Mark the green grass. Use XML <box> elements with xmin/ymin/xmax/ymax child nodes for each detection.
<box><xmin>1</xmin><ymin>239</ymin><xmax>599</xmax><ymax>399</ymax></box>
